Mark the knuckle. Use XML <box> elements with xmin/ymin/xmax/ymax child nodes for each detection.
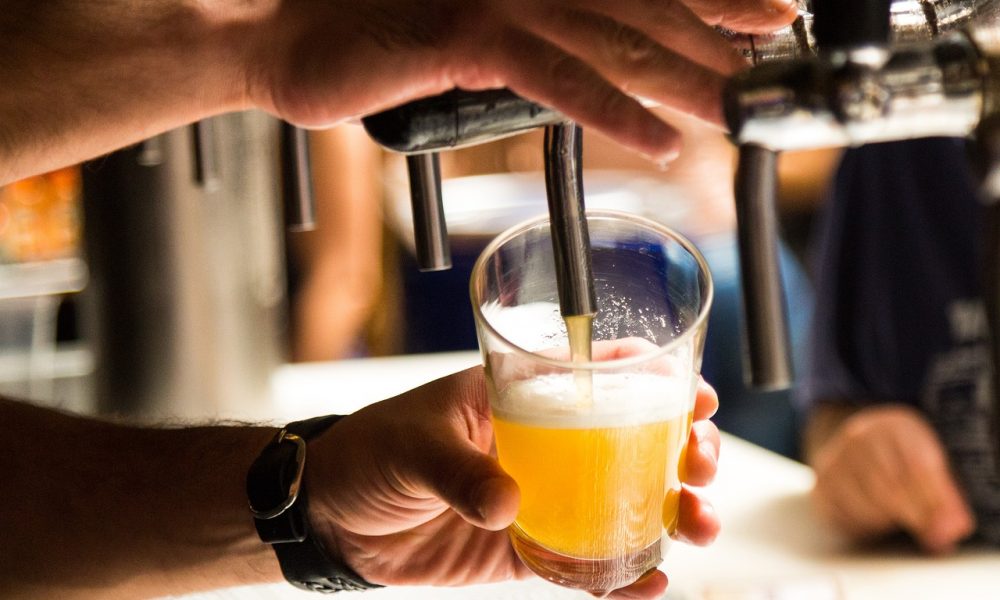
<box><xmin>840</xmin><ymin>418</ymin><xmax>874</xmax><ymax>444</ymax></box>
<box><xmin>564</xmin><ymin>9</ymin><xmax>666</xmax><ymax>77</ymax></box>
<box><xmin>591</xmin><ymin>87</ymin><xmax>634</xmax><ymax>124</ymax></box>
<box><xmin>546</xmin><ymin>53</ymin><xmax>587</xmax><ymax>93</ymax></box>
<box><xmin>608</xmin><ymin>24</ymin><xmax>660</xmax><ymax>67</ymax></box>
<box><xmin>911</xmin><ymin>445</ymin><xmax>947</xmax><ymax>472</ymax></box>
<box><xmin>617</xmin><ymin>27</ymin><xmax>663</xmax><ymax>67</ymax></box>
<box><xmin>592</xmin><ymin>24</ymin><xmax>666</xmax><ymax>90</ymax></box>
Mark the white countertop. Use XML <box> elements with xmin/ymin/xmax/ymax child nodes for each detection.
<box><xmin>182</xmin><ymin>352</ymin><xmax>1000</xmax><ymax>599</ymax></box>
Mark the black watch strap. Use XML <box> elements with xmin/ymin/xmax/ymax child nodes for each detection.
<box><xmin>273</xmin><ymin>527</ymin><xmax>380</xmax><ymax>593</ymax></box>
<box><xmin>247</xmin><ymin>415</ymin><xmax>383</xmax><ymax>593</ymax></box>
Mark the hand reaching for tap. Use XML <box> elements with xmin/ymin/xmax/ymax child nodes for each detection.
<box><xmin>258</xmin><ymin>0</ymin><xmax>800</xmax><ymax>160</ymax></box>
<box><xmin>0</xmin><ymin>0</ymin><xmax>797</xmax><ymax>185</ymax></box>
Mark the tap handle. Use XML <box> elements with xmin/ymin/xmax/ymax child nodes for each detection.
<box><xmin>544</xmin><ymin>123</ymin><xmax>596</xmax><ymax>319</ymax></box>
<box><xmin>812</xmin><ymin>0</ymin><xmax>892</xmax><ymax>50</ymax></box>
<box><xmin>406</xmin><ymin>153</ymin><xmax>452</xmax><ymax>271</ymax></box>
<box><xmin>734</xmin><ymin>144</ymin><xmax>793</xmax><ymax>390</ymax></box>
<box><xmin>280</xmin><ymin>122</ymin><xmax>316</xmax><ymax>232</ymax></box>
<box><xmin>362</xmin><ymin>88</ymin><xmax>562</xmax><ymax>153</ymax></box>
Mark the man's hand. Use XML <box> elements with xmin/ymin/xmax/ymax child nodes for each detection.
<box><xmin>305</xmin><ymin>366</ymin><xmax>721</xmax><ymax>598</ymax></box>
<box><xmin>250</xmin><ymin>0</ymin><xmax>798</xmax><ymax>163</ymax></box>
<box><xmin>809</xmin><ymin>404</ymin><xmax>975</xmax><ymax>554</ymax></box>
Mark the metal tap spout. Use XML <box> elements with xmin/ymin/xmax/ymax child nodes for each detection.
<box><xmin>544</xmin><ymin>123</ymin><xmax>597</xmax><ymax>320</ymax></box>
<box><xmin>406</xmin><ymin>153</ymin><xmax>451</xmax><ymax>271</ymax></box>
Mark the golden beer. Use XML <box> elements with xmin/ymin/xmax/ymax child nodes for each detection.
<box><xmin>491</xmin><ymin>372</ymin><xmax>694</xmax><ymax>594</ymax></box>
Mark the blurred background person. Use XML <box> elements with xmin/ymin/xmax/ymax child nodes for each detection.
<box><xmin>799</xmin><ymin>137</ymin><xmax>991</xmax><ymax>554</ymax></box>
<box><xmin>287</xmin><ymin>127</ymin><xmax>386</xmax><ymax>362</ymax></box>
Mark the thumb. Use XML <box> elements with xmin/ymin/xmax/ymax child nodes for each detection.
<box><xmin>411</xmin><ymin>436</ymin><xmax>521</xmax><ymax>531</ymax></box>
<box><xmin>383</xmin><ymin>367</ymin><xmax>521</xmax><ymax>530</ymax></box>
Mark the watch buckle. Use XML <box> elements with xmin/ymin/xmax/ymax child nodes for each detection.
<box><xmin>250</xmin><ymin>429</ymin><xmax>307</xmax><ymax>520</ymax></box>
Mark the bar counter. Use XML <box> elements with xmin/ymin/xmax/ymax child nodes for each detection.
<box><xmin>179</xmin><ymin>351</ymin><xmax>1000</xmax><ymax>599</ymax></box>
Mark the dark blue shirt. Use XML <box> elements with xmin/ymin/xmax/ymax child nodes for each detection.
<box><xmin>799</xmin><ymin>137</ymin><xmax>1000</xmax><ymax>542</ymax></box>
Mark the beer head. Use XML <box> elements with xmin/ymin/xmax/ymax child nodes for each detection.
<box><xmin>492</xmin><ymin>372</ymin><xmax>692</xmax><ymax>428</ymax></box>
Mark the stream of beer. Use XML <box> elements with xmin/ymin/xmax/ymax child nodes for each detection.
<box><xmin>565</xmin><ymin>314</ymin><xmax>594</xmax><ymax>406</ymax></box>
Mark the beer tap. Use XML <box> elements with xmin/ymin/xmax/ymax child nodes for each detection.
<box><xmin>406</xmin><ymin>153</ymin><xmax>451</xmax><ymax>271</ymax></box>
<box><xmin>724</xmin><ymin>11</ymin><xmax>985</xmax><ymax>151</ymax></box>
<box><xmin>734</xmin><ymin>144</ymin><xmax>790</xmax><ymax>389</ymax></box>
<box><xmin>544</xmin><ymin>123</ymin><xmax>598</xmax><ymax>324</ymax></box>
<box><xmin>729</xmin><ymin>0</ymin><xmax>897</xmax><ymax>390</ymax></box>
<box><xmin>725</xmin><ymin>0</ymin><xmax>1000</xmax><ymax>457</ymax></box>
<box><xmin>363</xmin><ymin>89</ymin><xmax>562</xmax><ymax>272</ymax></box>
<box><xmin>362</xmin><ymin>91</ymin><xmax>594</xmax><ymax>320</ymax></box>
<box><xmin>725</xmin><ymin>0</ymin><xmax>1000</xmax><ymax>384</ymax></box>
<box><xmin>280</xmin><ymin>123</ymin><xmax>316</xmax><ymax>232</ymax></box>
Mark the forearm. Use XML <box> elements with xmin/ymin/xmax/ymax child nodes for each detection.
<box><xmin>0</xmin><ymin>397</ymin><xmax>282</xmax><ymax>599</ymax></box>
<box><xmin>0</xmin><ymin>0</ymin><xmax>258</xmax><ymax>185</ymax></box>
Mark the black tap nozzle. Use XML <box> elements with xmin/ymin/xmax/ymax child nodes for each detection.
<box><xmin>734</xmin><ymin>144</ymin><xmax>793</xmax><ymax>390</ymax></box>
<box><xmin>406</xmin><ymin>153</ymin><xmax>451</xmax><ymax>271</ymax></box>
<box><xmin>280</xmin><ymin>122</ymin><xmax>316</xmax><ymax>232</ymax></box>
<box><xmin>544</xmin><ymin>123</ymin><xmax>596</xmax><ymax>319</ymax></box>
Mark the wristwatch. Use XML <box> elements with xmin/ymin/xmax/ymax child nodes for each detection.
<box><xmin>246</xmin><ymin>414</ymin><xmax>383</xmax><ymax>593</ymax></box>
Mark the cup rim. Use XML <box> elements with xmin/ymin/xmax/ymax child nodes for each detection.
<box><xmin>469</xmin><ymin>209</ymin><xmax>715</xmax><ymax>371</ymax></box>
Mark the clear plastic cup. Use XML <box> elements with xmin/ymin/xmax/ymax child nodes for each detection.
<box><xmin>470</xmin><ymin>210</ymin><xmax>713</xmax><ymax>596</ymax></box>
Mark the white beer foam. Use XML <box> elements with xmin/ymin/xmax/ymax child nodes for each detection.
<box><xmin>493</xmin><ymin>373</ymin><xmax>692</xmax><ymax>428</ymax></box>
<box><xmin>482</xmin><ymin>301</ymin><xmax>568</xmax><ymax>353</ymax></box>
